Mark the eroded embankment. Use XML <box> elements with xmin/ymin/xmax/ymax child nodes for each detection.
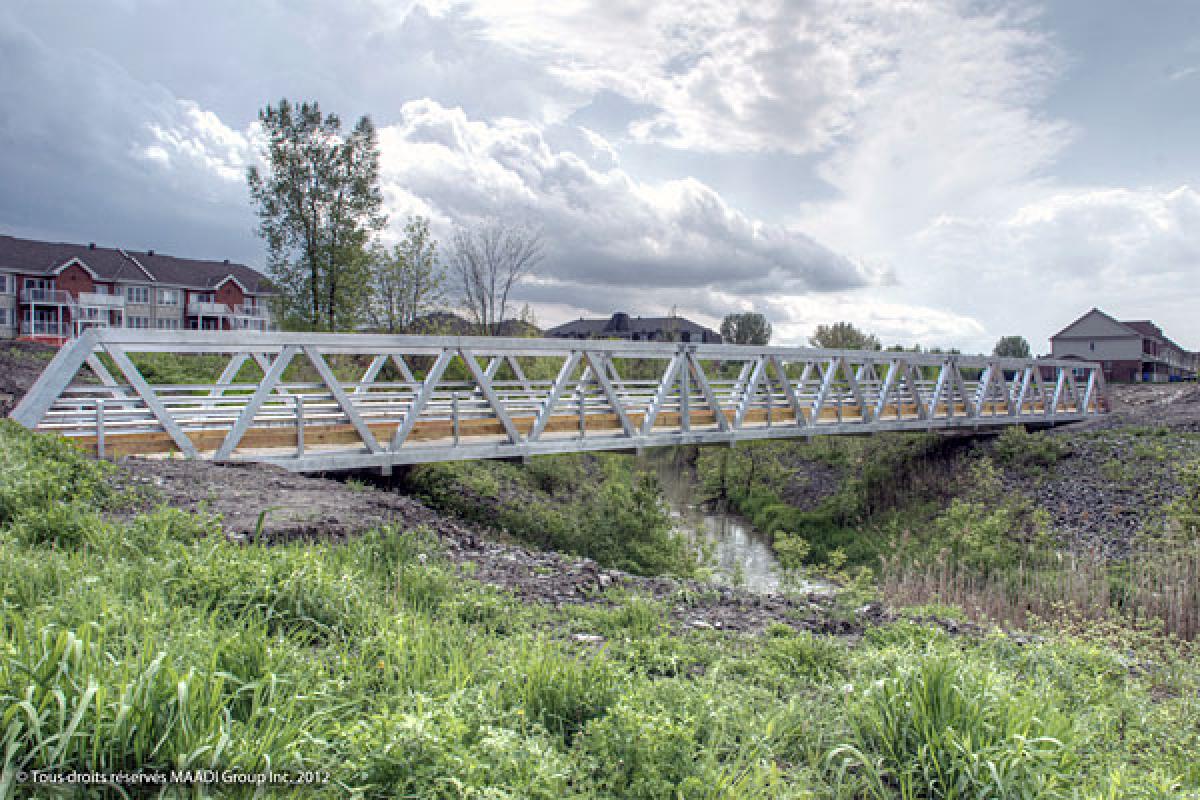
<box><xmin>110</xmin><ymin>456</ymin><xmax>878</xmax><ymax>635</ymax></box>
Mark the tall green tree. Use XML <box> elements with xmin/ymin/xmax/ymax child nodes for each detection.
<box><xmin>720</xmin><ymin>312</ymin><xmax>772</xmax><ymax>345</ymax></box>
<box><xmin>246</xmin><ymin>98</ymin><xmax>385</xmax><ymax>331</ymax></box>
<box><xmin>809</xmin><ymin>321</ymin><xmax>881</xmax><ymax>350</ymax></box>
<box><xmin>369</xmin><ymin>216</ymin><xmax>445</xmax><ymax>333</ymax></box>
<box><xmin>992</xmin><ymin>335</ymin><xmax>1032</xmax><ymax>359</ymax></box>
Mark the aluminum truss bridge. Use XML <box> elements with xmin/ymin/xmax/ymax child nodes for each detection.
<box><xmin>11</xmin><ymin>329</ymin><xmax>1107</xmax><ymax>472</ymax></box>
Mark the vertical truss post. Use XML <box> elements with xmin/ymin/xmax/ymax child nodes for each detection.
<box><xmin>295</xmin><ymin>394</ymin><xmax>305</xmax><ymax>456</ymax></box>
<box><xmin>95</xmin><ymin>399</ymin><xmax>106</xmax><ymax>459</ymax></box>
<box><xmin>679</xmin><ymin>346</ymin><xmax>691</xmax><ymax>433</ymax></box>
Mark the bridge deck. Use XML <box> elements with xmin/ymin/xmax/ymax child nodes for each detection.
<box><xmin>11</xmin><ymin>330</ymin><xmax>1106</xmax><ymax>471</ymax></box>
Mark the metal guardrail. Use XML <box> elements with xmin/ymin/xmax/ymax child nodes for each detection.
<box><xmin>10</xmin><ymin>329</ymin><xmax>1107</xmax><ymax>471</ymax></box>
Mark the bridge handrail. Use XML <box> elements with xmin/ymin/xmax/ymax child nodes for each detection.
<box><xmin>10</xmin><ymin>329</ymin><xmax>1107</xmax><ymax>470</ymax></box>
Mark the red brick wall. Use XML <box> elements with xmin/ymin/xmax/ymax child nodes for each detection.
<box><xmin>216</xmin><ymin>280</ymin><xmax>244</xmax><ymax>331</ymax></box>
<box><xmin>56</xmin><ymin>263</ymin><xmax>94</xmax><ymax>298</ymax></box>
<box><xmin>1106</xmin><ymin>360</ymin><xmax>1140</xmax><ymax>383</ymax></box>
<box><xmin>215</xmin><ymin>279</ymin><xmax>244</xmax><ymax>310</ymax></box>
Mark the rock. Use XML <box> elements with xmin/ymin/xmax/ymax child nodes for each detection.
<box><xmin>571</xmin><ymin>633</ymin><xmax>605</xmax><ymax>644</ymax></box>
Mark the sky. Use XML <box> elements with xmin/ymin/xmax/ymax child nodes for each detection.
<box><xmin>1</xmin><ymin>0</ymin><xmax>1198</xmax><ymax>353</ymax></box>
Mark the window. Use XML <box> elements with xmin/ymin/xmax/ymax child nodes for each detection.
<box><xmin>155</xmin><ymin>318</ymin><xmax>181</xmax><ymax>330</ymax></box>
<box><xmin>0</xmin><ymin>274</ymin><xmax>11</xmax><ymax>294</ymax></box>
<box><xmin>24</xmin><ymin>278</ymin><xmax>53</xmax><ymax>291</ymax></box>
<box><xmin>124</xmin><ymin>286</ymin><xmax>151</xmax><ymax>304</ymax></box>
<box><xmin>192</xmin><ymin>291</ymin><xmax>215</xmax><ymax>304</ymax></box>
<box><xmin>157</xmin><ymin>288</ymin><xmax>180</xmax><ymax>306</ymax></box>
<box><xmin>1089</xmin><ymin>341</ymin><xmax>1095</xmax><ymax>351</ymax></box>
<box><xmin>0</xmin><ymin>308</ymin><xmax>8</xmax><ymax>326</ymax></box>
<box><xmin>126</xmin><ymin>316</ymin><xmax>150</xmax><ymax>329</ymax></box>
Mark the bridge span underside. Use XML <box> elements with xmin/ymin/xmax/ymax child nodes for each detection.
<box><xmin>11</xmin><ymin>331</ymin><xmax>1106</xmax><ymax>472</ymax></box>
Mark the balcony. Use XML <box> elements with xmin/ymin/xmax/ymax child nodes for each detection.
<box><xmin>188</xmin><ymin>300</ymin><xmax>231</xmax><ymax>316</ymax></box>
<box><xmin>20</xmin><ymin>320</ymin><xmax>66</xmax><ymax>337</ymax></box>
<box><xmin>77</xmin><ymin>292</ymin><xmax>126</xmax><ymax>309</ymax></box>
<box><xmin>21</xmin><ymin>288</ymin><xmax>72</xmax><ymax>304</ymax></box>
<box><xmin>235</xmin><ymin>304</ymin><xmax>268</xmax><ymax>318</ymax></box>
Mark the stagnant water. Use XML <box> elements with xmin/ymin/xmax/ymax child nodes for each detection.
<box><xmin>641</xmin><ymin>451</ymin><xmax>827</xmax><ymax>594</ymax></box>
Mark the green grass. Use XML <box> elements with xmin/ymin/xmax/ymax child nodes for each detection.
<box><xmin>3</xmin><ymin>422</ymin><xmax>1200</xmax><ymax>797</ymax></box>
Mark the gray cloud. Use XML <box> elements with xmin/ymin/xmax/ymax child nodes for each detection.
<box><xmin>377</xmin><ymin>100</ymin><xmax>873</xmax><ymax>304</ymax></box>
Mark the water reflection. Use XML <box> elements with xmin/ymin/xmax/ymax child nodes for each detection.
<box><xmin>642</xmin><ymin>451</ymin><xmax>792</xmax><ymax>594</ymax></box>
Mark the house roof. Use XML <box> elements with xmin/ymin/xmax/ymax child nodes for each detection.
<box><xmin>1050</xmin><ymin>307</ymin><xmax>1136</xmax><ymax>340</ymax></box>
<box><xmin>547</xmin><ymin>312</ymin><xmax>720</xmax><ymax>340</ymax></box>
<box><xmin>1052</xmin><ymin>307</ymin><xmax>1195</xmax><ymax>356</ymax></box>
<box><xmin>0</xmin><ymin>234</ymin><xmax>273</xmax><ymax>293</ymax></box>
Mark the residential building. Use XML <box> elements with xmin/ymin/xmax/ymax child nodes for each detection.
<box><xmin>1050</xmin><ymin>308</ymin><xmax>1198</xmax><ymax>383</ymax></box>
<box><xmin>546</xmin><ymin>311</ymin><xmax>723</xmax><ymax>344</ymax></box>
<box><xmin>0</xmin><ymin>234</ymin><xmax>275</xmax><ymax>343</ymax></box>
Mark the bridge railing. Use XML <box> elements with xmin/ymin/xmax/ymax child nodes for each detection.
<box><xmin>10</xmin><ymin>329</ymin><xmax>1107</xmax><ymax>470</ymax></box>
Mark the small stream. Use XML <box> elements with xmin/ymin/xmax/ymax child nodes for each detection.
<box><xmin>641</xmin><ymin>451</ymin><xmax>830</xmax><ymax>595</ymax></box>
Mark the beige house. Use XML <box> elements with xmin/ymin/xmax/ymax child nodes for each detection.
<box><xmin>1050</xmin><ymin>308</ymin><xmax>1197</xmax><ymax>383</ymax></box>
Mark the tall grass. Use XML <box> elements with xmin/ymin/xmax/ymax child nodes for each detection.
<box><xmin>881</xmin><ymin>541</ymin><xmax>1200</xmax><ymax>639</ymax></box>
<box><xmin>2</xmin><ymin>423</ymin><xmax>1200</xmax><ymax>796</ymax></box>
<box><xmin>829</xmin><ymin>657</ymin><xmax>1076</xmax><ymax>799</ymax></box>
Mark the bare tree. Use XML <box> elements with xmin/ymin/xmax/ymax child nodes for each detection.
<box><xmin>448</xmin><ymin>221</ymin><xmax>543</xmax><ymax>335</ymax></box>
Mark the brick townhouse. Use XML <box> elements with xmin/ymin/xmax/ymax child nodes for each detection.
<box><xmin>0</xmin><ymin>234</ymin><xmax>275</xmax><ymax>344</ymax></box>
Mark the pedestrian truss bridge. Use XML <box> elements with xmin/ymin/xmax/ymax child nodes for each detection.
<box><xmin>11</xmin><ymin>330</ymin><xmax>1107</xmax><ymax>472</ymax></box>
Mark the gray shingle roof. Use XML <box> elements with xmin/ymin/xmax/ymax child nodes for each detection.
<box><xmin>547</xmin><ymin>312</ymin><xmax>721</xmax><ymax>342</ymax></box>
<box><xmin>0</xmin><ymin>234</ymin><xmax>273</xmax><ymax>293</ymax></box>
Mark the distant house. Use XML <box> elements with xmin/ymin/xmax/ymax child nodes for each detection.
<box><xmin>1050</xmin><ymin>308</ymin><xmax>1198</xmax><ymax>383</ymax></box>
<box><xmin>0</xmin><ymin>234</ymin><xmax>275</xmax><ymax>344</ymax></box>
<box><xmin>546</xmin><ymin>311</ymin><xmax>722</xmax><ymax>344</ymax></box>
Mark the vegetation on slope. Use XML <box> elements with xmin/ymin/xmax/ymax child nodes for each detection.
<box><xmin>1</xmin><ymin>421</ymin><xmax>1200</xmax><ymax>797</ymax></box>
<box><xmin>408</xmin><ymin>454</ymin><xmax>699</xmax><ymax>577</ymax></box>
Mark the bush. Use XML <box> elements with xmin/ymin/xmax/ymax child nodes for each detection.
<box><xmin>992</xmin><ymin>426</ymin><xmax>1069</xmax><ymax>471</ymax></box>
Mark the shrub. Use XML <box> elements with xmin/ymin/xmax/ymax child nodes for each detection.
<box><xmin>992</xmin><ymin>426</ymin><xmax>1069</xmax><ymax>471</ymax></box>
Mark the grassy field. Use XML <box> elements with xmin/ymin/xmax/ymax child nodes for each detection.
<box><xmin>2</xmin><ymin>421</ymin><xmax>1200</xmax><ymax>798</ymax></box>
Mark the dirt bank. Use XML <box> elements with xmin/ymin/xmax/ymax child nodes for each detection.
<box><xmin>111</xmin><ymin>457</ymin><xmax>869</xmax><ymax>635</ymax></box>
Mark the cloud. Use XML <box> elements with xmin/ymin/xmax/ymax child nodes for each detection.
<box><xmin>0</xmin><ymin>10</ymin><xmax>258</xmax><ymax>259</ymax></box>
<box><xmin>376</xmin><ymin>99</ymin><xmax>874</xmax><ymax>309</ymax></box>
<box><xmin>904</xmin><ymin>185</ymin><xmax>1200</xmax><ymax>352</ymax></box>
